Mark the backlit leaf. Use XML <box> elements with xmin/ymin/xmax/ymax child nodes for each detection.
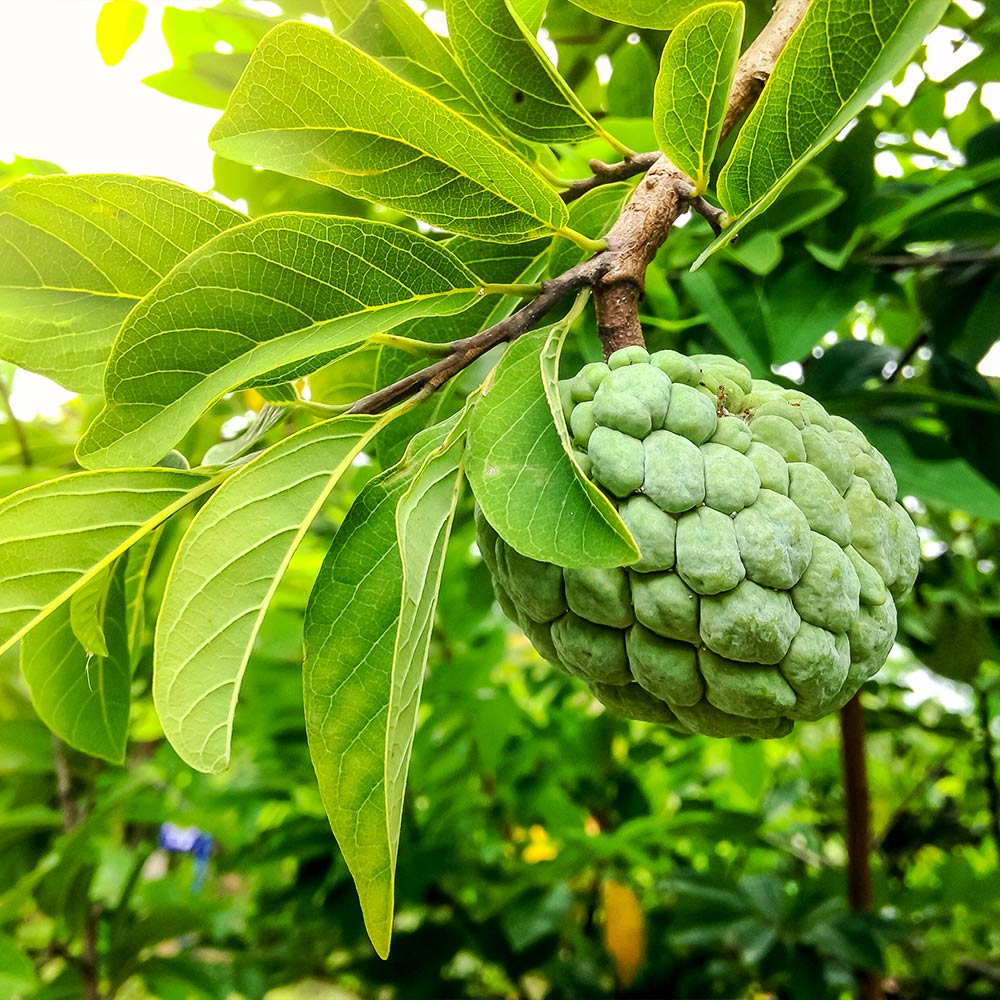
<box><xmin>0</xmin><ymin>175</ymin><xmax>243</xmax><ymax>394</ymax></box>
<box><xmin>21</xmin><ymin>560</ymin><xmax>131</xmax><ymax>764</ymax></box>
<box><xmin>446</xmin><ymin>0</ymin><xmax>608</xmax><ymax>146</ymax></box>
<box><xmin>698</xmin><ymin>0</ymin><xmax>951</xmax><ymax>267</ymax></box>
<box><xmin>567</xmin><ymin>0</ymin><xmax>712</xmax><ymax>30</ymax></box>
<box><xmin>154</xmin><ymin>413</ymin><xmax>389</xmax><ymax>774</ymax></box>
<box><xmin>653</xmin><ymin>3</ymin><xmax>744</xmax><ymax>194</ymax></box>
<box><xmin>77</xmin><ymin>215</ymin><xmax>484</xmax><ymax>469</ymax></box>
<box><xmin>96</xmin><ymin>0</ymin><xmax>147</xmax><ymax>66</ymax></box>
<box><xmin>0</xmin><ymin>468</ymin><xmax>216</xmax><ymax>656</ymax></box>
<box><xmin>210</xmin><ymin>22</ymin><xmax>570</xmax><ymax>242</ymax></box>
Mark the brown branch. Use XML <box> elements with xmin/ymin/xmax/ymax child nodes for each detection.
<box><xmin>348</xmin><ymin>0</ymin><xmax>812</xmax><ymax>410</ymax></box>
<box><xmin>722</xmin><ymin>0</ymin><xmax>812</xmax><ymax>138</ymax></box>
<box><xmin>560</xmin><ymin>152</ymin><xmax>661</xmax><ymax>204</ymax></box>
<box><xmin>349</xmin><ymin>255</ymin><xmax>611</xmax><ymax>415</ymax></box>
<box><xmin>839</xmin><ymin>694</ymin><xmax>883</xmax><ymax>1000</ymax></box>
<box><xmin>591</xmin><ymin>0</ymin><xmax>811</xmax><ymax>358</ymax></box>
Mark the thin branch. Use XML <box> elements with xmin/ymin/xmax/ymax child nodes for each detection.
<box><xmin>560</xmin><ymin>152</ymin><xmax>661</xmax><ymax>204</ymax></box>
<box><xmin>868</xmin><ymin>246</ymin><xmax>1000</xmax><ymax>271</ymax></box>
<box><xmin>0</xmin><ymin>372</ymin><xmax>32</xmax><ymax>468</ymax></box>
<box><xmin>349</xmin><ymin>256</ymin><xmax>610</xmax><ymax>415</ymax></box>
<box><xmin>883</xmin><ymin>327</ymin><xmax>930</xmax><ymax>383</ymax></box>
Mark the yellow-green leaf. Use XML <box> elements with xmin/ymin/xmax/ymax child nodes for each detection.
<box><xmin>567</xmin><ymin>0</ymin><xmax>713</xmax><ymax>29</ymax></box>
<box><xmin>210</xmin><ymin>22</ymin><xmax>569</xmax><ymax>242</ymax></box>
<box><xmin>154</xmin><ymin>413</ymin><xmax>390</xmax><ymax>774</ymax></box>
<box><xmin>653</xmin><ymin>2</ymin><xmax>744</xmax><ymax>194</ymax></box>
<box><xmin>77</xmin><ymin>215</ymin><xmax>485</xmax><ymax>469</ymax></box>
<box><xmin>96</xmin><ymin>0</ymin><xmax>147</xmax><ymax>66</ymax></box>
<box><xmin>0</xmin><ymin>175</ymin><xmax>243</xmax><ymax>394</ymax></box>
<box><xmin>0</xmin><ymin>469</ymin><xmax>216</xmax><ymax>656</ymax></box>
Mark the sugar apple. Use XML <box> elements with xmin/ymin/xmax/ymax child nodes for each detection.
<box><xmin>475</xmin><ymin>347</ymin><xmax>920</xmax><ymax>738</ymax></box>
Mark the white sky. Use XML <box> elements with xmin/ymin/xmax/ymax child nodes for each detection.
<box><xmin>0</xmin><ymin>0</ymin><xmax>220</xmax><ymax>191</ymax></box>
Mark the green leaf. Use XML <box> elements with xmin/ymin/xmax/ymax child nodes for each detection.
<box><xmin>210</xmin><ymin>22</ymin><xmax>570</xmax><ymax>243</ymax></box>
<box><xmin>123</xmin><ymin>528</ymin><xmax>161</xmax><ymax>663</ymax></box>
<box><xmin>548</xmin><ymin>183</ymin><xmax>631</xmax><ymax>278</ymax></box>
<box><xmin>466</xmin><ymin>315</ymin><xmax>638</xmax><ymax>569</ymax></box>
<box><xmin>0</xmin><ymin>468</ymin><xmax>215</xmax><ymax>656</ymax></box>
<box><xmin>77</xmin><ymin>215</ymin><xmax>484</xmax><ymax>469</ymax></box>
<box><xmin>607</xmin><ymin>40</ymin><xmax>657</xmax><ymax>119</ymax></box>
<box><xmin>96</xmin><ymin>0</ymin><xmax>147</xmax><ymax>66</ymax></box>
<box><xmin>446</xmin><ymin>0</ymin><xmax>611</xmax><ymax>147</ymax></box>
<box><xmin>653</xmin><ymin>2</ymin><xmax>744</xmax><ymax>194</ymax></box>
<box><xmin>338</xmin><ymin>0</ymin><xmax>493</xmax><ymax>129</ymax></box>
<box><xmin>21</xmin><ymin>560</ymin><xmax>132</xmax><ymax>764</ymax></box>
<box><xmin>154</xmin><ymin>412</ymin><xmax>391</xmax><ymax>774</ymax></box>
<box><xmin>304</xmin><ymin>420</ymin><xmax>464</xmax><ymax>957</ymax></box>
<box><xmin>699</xmin><ymin>0</ymin><xmax>951</xmax><ymax>267</ymax></box>
<box><xmin>0</xmin><ymin>175</ymin><xmax>244</xmax><ymax>394</ymax></box>
<box><xmin>567</xmin><ymin>0</ymin><xmax>712</xmax><ymax>29</ymax></box>
<box><xmin>680</xmin><ymin>268</ymin><xmax>768</xmax><ymax>373</ymax></box>
<box><xmin>69</xmin><ymin>563</ymin><xmax>116</xmax><ymax>658</ymax></box>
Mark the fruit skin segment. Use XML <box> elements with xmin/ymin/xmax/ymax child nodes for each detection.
<box><xmin>476</xmin><ymin>348</ymin><xmax>920</xmax><ymax>739</ymax></box>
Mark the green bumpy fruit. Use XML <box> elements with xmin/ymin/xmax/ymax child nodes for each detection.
<box><xmin>475</xmin><ymin>347</ymin><xmax>920</xmax><ymax>739</ymax></box>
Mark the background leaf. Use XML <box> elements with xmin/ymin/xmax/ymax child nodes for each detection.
<box><xmin>96</xmin><ymin>0</ymin><xmax>147</xmax><ymax>66</ymax></box>
<box><xmin>653</xmin><ymin>2</ymin><xmax>744</xmax><ymax>193</ymax></box>
<box><xmin>21</xmin><ymin>560</ymin><xmax>131</xmax><ymax>764</ymax></box>
<box><xmin>77</xmin><ymin>215</ymin><xmax>483</xmax><ymax>469</ymax></box>
<box><xmin>154</xmin><ymin>413</ymin><xmax>387</xmax><ymax>774</ymax></box>
<box><xmin>0</xmin><ymin>174</ymin><xmax>243</xmax><ymax>393</ymax></box>
<box><xmin>304</xmin><ymin>421</ymin><xmax>463</xmax><ymax>957</ymax></box>
<box><xmin>446</xmin><ymin>0</ymin><xmax>605</xmax><ymax>145</ymax></box>
<box><xmin>210</xmin><ymin>22</ymin><xmax>570</xmax><ymax>242</ymax></box>
<box><xmin>466</xmin><ymin>321</ymin><xmax>638</xmax><ymax>568</ymax></box>
<box><xmin>0</xmin><ymin>469</ymin><xmax>214</xmax><ymax>655</ymax></box>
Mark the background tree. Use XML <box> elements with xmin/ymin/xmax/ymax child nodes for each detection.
<box><xmin>0</xmin><ymin>1</ymin><xmax>998</xmax><ymax>998</ymax></box>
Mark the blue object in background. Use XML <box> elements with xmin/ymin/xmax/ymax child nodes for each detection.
<box><xmin>159</xmin><ymin>821</ymin><xmax>214</xmax><ymax>893</ymax></box>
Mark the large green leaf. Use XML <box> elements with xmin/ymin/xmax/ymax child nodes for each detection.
<box><xmin>332</xmin><ymin>0</ymin><xmax>492</xmax><ymax>128</ymax></box>
<box><xmin>0</xmin><ymin>175</ymin><xmax>243</xmax><ymax>394</ymax></box>
<box><xmin>210</xmin><ymin>22</ymin><xmax>571</xmax><ymax>243</ymax></box>
<box><xmin>653</xmin><ymin>3</ymin><xmax>744</xmax><ymax>194</ymax></box>
<box><xmin>466</xmin><ymin>315</ymin><xmax>639</xmax><ymax>568</ymax></box>
<box><xmin>77</xmin><ymin>215</ymin><xmax>485</xmax><ymax>469</ymax></box>
<box><xmin>0</xmin><ymin>469</ymin><xmax>215</xmax><ymax>656</ymax></box>
<box><xmin>21</xmin><ymin>560</ymin><xmax>131</xmax><ymax>764</ymax></box>
<box><xmin>304</xmin><ymin>420</ymin><xmax>464</xmax><ymax>957</ymax></box>
<box><xmin>698</xmin><ymin>0</ymin><xmax>951</xmax><ymax>267</ymax></box>
<box><xmin>446</xmin><ymin>0</ymin><xmax>610</xmax><ymax>146</ymax></box>
<box><xmin>567</xmin><ymin>0</ymin><xmax>711</xmax><ymax>29</ymax></box>
<box><xmin>154</xmin><ymin>412</ymin><xmax>391</xmax><ymax>774</ymax></box>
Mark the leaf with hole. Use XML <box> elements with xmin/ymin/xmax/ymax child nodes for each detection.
<box><xmin>210</xmin><ymin>22</ymin><xmax>570</xmax><ymax>242</ymax></box>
